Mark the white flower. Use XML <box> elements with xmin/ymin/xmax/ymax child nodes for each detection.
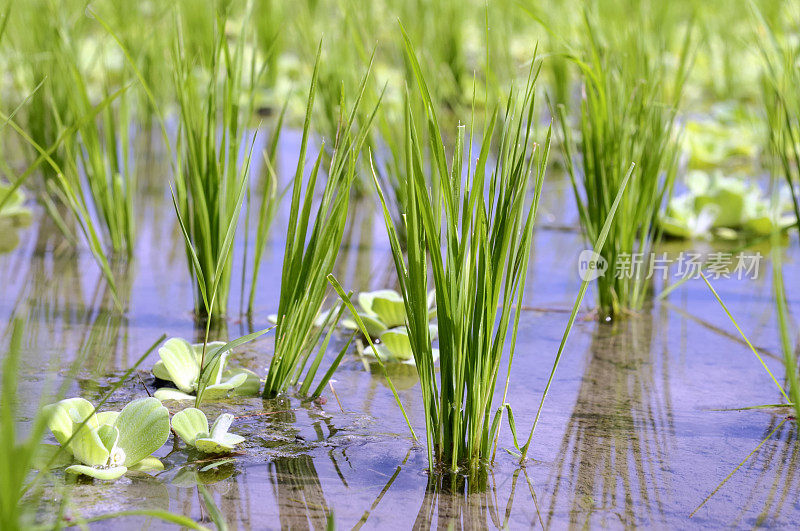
<box><xmin>108</xmin><ymin>447</ymin><xmax>126</xmax><ymax>467</ymax></box>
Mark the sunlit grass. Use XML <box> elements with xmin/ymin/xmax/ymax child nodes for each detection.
<box><xmin>171</xmin><ymin>7</ymin><xmax>262</xmax><ymax>317</ymax></box>
<box><xmin>364</xmin><ymin>30</ymin><xmax>550</xmax><ymax>471</ymax></box>
<box><xmin>558</xmin><ymin>10</ymin><xmax>693</xmax><ymax>319</ymax></box>
<box><xmin>756</xmin><ymin>5</ymin><xmax>800</xmax><ymax>233</ymax></box>
<box><xmin>262</xmin><ymin>45</ymin><xmax>379</xmax><ymax>399</ymax></box>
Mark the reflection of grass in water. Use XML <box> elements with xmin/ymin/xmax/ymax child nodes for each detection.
<box><xmin>691</xmin><ymin>200</ymin><xmax>799</xmax><ymax>522</ymax></box>
<box><xmin>730</xmin><ymin>419</ymin><xmax>800</xmax><ymax>526</ymax></box>
<box><xmin>546</xmin><ymin>314</ymin><xmax>673</xmax><ymax>528</ymax></box>
<box><xmin>268</xmin><ymin>455</ymin><xmax>331</xmax><ymax>529</ymax></box>
<box><xmin>75</xmin><ymin>264</ymin><xmax>133</xmax><ymax>380</ymax></box>
<box><xmin>412</xmin><ymin>468</ymin><xmax>543</xmax><ymax>529</ymax></box>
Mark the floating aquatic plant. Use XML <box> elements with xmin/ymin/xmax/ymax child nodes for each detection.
<box><xmin>44</xmin><ymin>397</ymin><xmax>170</xmax><ymax>480</ymax></box>
<box><xmin>343</xmin><ymin>289</ymin><xmax>439</xmax><ymax>365</ymax></box>
<box><xmin>0</xmin><ymin>182</ymin><xmax>32</xmax><ymax>223</ymax></box>
<box><xmin>683</xmin><ymin>115</ymin><xmax>759</xmax><ymax>170</ymax></box>
<box><xmin>342</xmin><ymin>289</ymin><xmax>436</xmax><ymax>339</ymax></box>
<box><xmin>2</xmin><ymin>321</ymin><xmax>203</xmax><ymax>529</ymax></box>
<box><xmin>171</xmin><ymin>408</ymin><xmax>245</xmax><ymax>454</ymax></box>
<box><xmin>152</xmin><ymin>338</ymin><xmax>260</xmax><ymax>402</ymax></box>
<box><xmin>661</xmin><ymin>171</ymin><xmax>795</xmax><ymax>239</ymax></box>
<box><xmin>361</xmin><ymin>327</ymin><xmax>440</xmax><ymax>366</ymax></box>
<box><xmin>0</xmin><ymin>183</ymin><xmax>32</xmax><ymax>253</ymax></box>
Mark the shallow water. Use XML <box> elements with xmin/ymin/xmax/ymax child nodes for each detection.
<box><xmin>3</xmin><ymin>149</ymin><xmax>800</xmax><ymax>529</ymax></box>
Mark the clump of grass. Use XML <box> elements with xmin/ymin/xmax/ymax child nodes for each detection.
<box><xmin>755</xmin><ymin>7</ymin><xmax>800</xmax><ymax>233</ymax></box>
<box><xmin>64</xmin><ymin>79</ymin><xmax>137</xmax><ymax>258</ymax></box>
<box><xmin>262</xmin><ymin>46</ymin><xmax>378</xmax><ymax>399</ymax></box>
<box><xmin>363</xmin><ymin>31</ymin><xmax>550</xmax><ymax>471</ymax></box>
<box><xmin>172</xmin><ymin>7</ymin><xmax>262</xmax><ymax>317</ymax></box>
<box><xmin>558</xmin><ymin>11</ymin><xmax>692</xmax><ymax>319</ymax></box>
<box><xmin>0</xmin><ymin>4</ymin><xmax>132</xmax><ymax>306</ymax></box>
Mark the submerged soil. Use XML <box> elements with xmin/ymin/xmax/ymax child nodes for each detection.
<box><xmin>2</xmin><ymin>156</ymin><xmax>799</xmax><ymax>529</ymax></box>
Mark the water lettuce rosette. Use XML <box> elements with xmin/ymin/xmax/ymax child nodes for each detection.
<box><xmin>44</xmin><ymin>397</ymin><xmax>170</xmax><ymax>480</ymax></box>
<box><xmin>661</xmin><ymin>171</ymin><xmax>795</xmax><ymax>239</ymax></box>
<box><xmin>0</xmin><ymin>183</ymin><xmax>33</xmax><ymax>253</ymax></box>
<box><xmin>346</xmin><ymin>290</ymin><xmax>439</xmax><ymax>364</ymax></box>
<box><xmin>171</xmin><ymin>408</ymin><xmax>245</xmax><ymax>454</ymax></box>
<box><xmin>152</xmin><ymin>338</ymin><xmax>261</xmax><ymax>401</ymax></box>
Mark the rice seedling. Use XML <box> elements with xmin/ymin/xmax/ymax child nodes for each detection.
<box><xmin>690</xmin><ymin>188</ymin><xmax>800</xmax><ymax>516</ymax></box>
<box><xmin>262</xmin><ymin>46</ymin><xmax>378</xmax><ymax>399</ymax></box>
<box><xmin>0</xmin><ymin>101</ymin><xmax>123</xmax><ymax>310</ymax></box>
<box><xmin>64</xmin><ymin>85</ymin><xmax>137</xmax><ymax>258</ymax></box>
<box><xmin>171</xmin><ymin>6</ymin><xmax>263</xmax><ymax>317</ymax></box>
<box><xmin>558</xmin><ymin>11</ymin><xmax>693</xmax><ymax>319</ymax></box>
<box><xmin>699</xmin><ymin>273</ymin><xmax>793</xmax><ymax>412</ymax></box>
<box><xmin>253</xmin><ymin>0</ymin><xmax>284</xmax><ymax>90</ymax></box>
<box><xmin>0</xmin><ymin>87</ymin><xmax>127</xmax><ymax>309</ymax></box>
<box><xmin>4</xmin><ymin>0</ymin><xmax>77</xmax><ymax>184</ymax></box>
<box><xmin>755</xmin><ymin>6</ymin><xmax>800</xmax><ymax>233</ymax></box>
<box><xmin>0</xmin><ymin>5</ymin><xmax>144</xmax><ymax>305</ymax></box>
<box><xmin>771</xmin><ymin>224</ymin><xmax>800</xmax><ymax>421</ymax></box>
<box><xmin>355</xmin><ymin>29</ymin><xmax>551</xmax><ymax>471</ymax></box>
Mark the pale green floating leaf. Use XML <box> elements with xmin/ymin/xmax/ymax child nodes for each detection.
<box><xmin>194</xmin><ymin>437</ymin><xmax>238</xmax><ymax>454</ymax></box>
<box><xmin>66</xmin><ymin>464</ymin><xmax>127</xmax><ymax>480</ymax></box>
<box><xmin>357</xmin><ymin>289</ymin><xmax>400</xmax><ymax>316</ymax></box>
<box><xmin>209</xmin><ymin>414</ymin><xmax>234</xmax><ymax>439</ymax></box>
<box><xmin>342</xmin><ymin>313</ymin><xmax>387</xmax><ymax>337</ymax></box>
<box><xmin>203</xmin><ymin>372</ymin><xmax>248</xmax><ymax>400</ymax></box>
<box><xmin>44</xmin><ymin>397</ymin><xmax>98</xmax><ymax>446</ymax></box>
<box><xmin>154</xmin><ymin>388</ymin><xmax>196</xmax><ymax>401</ymax></box>
<box><xmin>96</xmin><ymin>411</ymin><xmax>120</xmax><ymax>426</ymax></box>
<box><xmin>152</xmin><ymin>360</ymin><xmax>171</xmax><ymax>381</ymax></box>
<box><xmin>128</xmin><ymin>456</ymin><xmax>164</xmax><ymax>472</ymax></box>
<box><xmin>744</xmin><ymin>215</ymin><xmax>773</xmax><ymax>235</ymax></box>
<box><xmin>0</xmin><ymin>184</ymin><xmax>32</xmax><ymax>225</ymax></box>
<box><xmin>157</xmin><ymin>338</ymin><xmax>199</xmax><ymax>393</ymax></box>
<box><xmin>32</xmin><ymin>444</ymin><xmax>73</xmax><ymax>469</ymax></box>
<box><xmin>171</xmin><ymin>408</ymin><xmax>209</xmax><ymax>446</ymax></box>
<box><xmin>114</xmin><ymin>397</ymin><xmax>170</xmax><ymax>466</ymax></box>
<box><xmin>661</xmin><ymin>170</ymin><xmax>794</xmax><ymax>239</ymax></box>
<box><xmin>225</xmin><ymin>368</ymin><xmax>262</xmax><ymax>396</ymax></box>
<box><xmin>153</xmin><ymin>337</ymin><xmax>253</xmax><ymax>399</ymax></box>
<box><xmin>220</xmin><ymin>433</ymin><xmax>245</xmax><ymax>446</ymax></box>
<box><xmin>186</xmin><ymin>413</ymin><xmax>245</xmax><ymax>454</ymax></box>
<box><xmin>192</xmin><ymin>341</ymin><xmax>227</xmax><ymax>384</ymax></box>
<box><xmin>379</xmin><ymin>329</ymin><xmax>414</xmax><ymax>361</ymax></box>
<box><xmin>192</xmin><ymin>341</ymin><xmax>226</xmax><ymax>364</ymax></box>
<box><xmin>96</xmin><ymin>425</ymin><xmax>119</xmax><ymax>454</ymax></box>
<box><xmin>372</xmin><ymin>296</ymin><xmax>407</xmax><ymax>328</ymax></box>
<box><xmin>69</xmin><ymin>425</ymin><xmax>110</xmax><ymax>467</ymax></box>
